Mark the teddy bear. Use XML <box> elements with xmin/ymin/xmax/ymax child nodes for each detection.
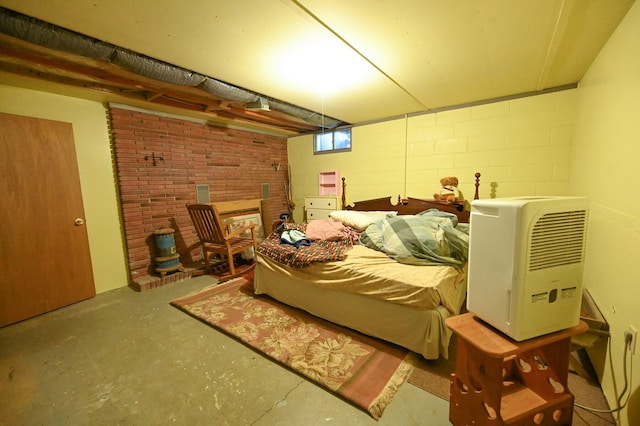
<box><xmin>433</xmin><ymin>176</ymin><xmax>463</xmax><ymax>204</ymax></box>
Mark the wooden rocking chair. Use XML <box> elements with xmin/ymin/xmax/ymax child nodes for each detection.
<box><xmin>186</xmin><ymin>203</ymin><xmax>258</xmax><ymax>281</ymax></box>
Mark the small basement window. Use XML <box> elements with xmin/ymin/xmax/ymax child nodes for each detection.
<box><xmin>314</xmin><ymin>128</ymin><xmax>351</xmax><ymax>154</ymax></box>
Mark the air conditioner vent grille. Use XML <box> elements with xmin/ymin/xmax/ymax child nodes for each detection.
<box><xmin>196</xmin><ymin>184</ymin><xmax>210</xmax><ymax>203</ymax></box>
<box><xmin>528</xmin><ymin>210</ymin><xmax>587</xmax><ymax>271</ymax></box>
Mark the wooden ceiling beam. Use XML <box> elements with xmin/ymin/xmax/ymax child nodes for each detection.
<box><xmin>0</xmin><ymin>34</ymin><xmax>318</xmax><ymax>134</ymax></box>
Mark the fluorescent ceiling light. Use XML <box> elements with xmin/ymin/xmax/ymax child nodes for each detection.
<box><xmin>273</xmin><ymin>36</ymin><xmax>374</xmax><ymax>97</ymax></box>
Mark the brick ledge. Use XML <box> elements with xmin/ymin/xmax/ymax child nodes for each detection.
<box><xmin>130</xmin><ymin>264</ymin><xmax>205</xmax><ymax>291</ymax></box>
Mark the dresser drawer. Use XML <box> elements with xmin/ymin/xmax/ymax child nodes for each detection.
<box><xmin>306</xmin><ymin>208</ymin><xmax>334</xmax><ymax>220</ymax></box>
<box><xmin>305</xmin><ymin>196</ymin><xmax>338</xmax><ymax>211</ymax></box>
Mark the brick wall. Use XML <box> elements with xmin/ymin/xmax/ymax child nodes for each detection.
<box><xmin>108</xmin><ymin>106</ymin><xmax>289</xmax><ymax>286</ymax></box>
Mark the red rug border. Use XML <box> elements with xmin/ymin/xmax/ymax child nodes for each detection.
<box><xmin>170</xmin><ymin>275</ymin><xmax>417</xmax><ymax>419</ymax></box>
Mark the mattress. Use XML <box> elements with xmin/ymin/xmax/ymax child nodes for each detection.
<box><xmin>256</xmin><ymin>244</ymin><xmax>466</xmax><ymax>314</ymax></box>
<box><xmin>253</xmin><ymin>245</ymin><xmax>468</xmax><ymax>359</ymax></box>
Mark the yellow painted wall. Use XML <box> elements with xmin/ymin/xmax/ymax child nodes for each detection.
<box><xmin>0</xmin><ymin>84</ymin><xmax>128</xmax><ymax>294</ymax></box>
<box><xmin>571</xmin><ymin>1</ymin><xmax>640</xmax><ymax>424</ymax></box>
<box><xmin>288</xmin><ymin>89</ymin><xmax>577</xmax><ymax>223</ymax></box>
<box><xmin>289</xmin><ymin>4</ymin><xmax>640</xmax><ymax>421</ymax></box>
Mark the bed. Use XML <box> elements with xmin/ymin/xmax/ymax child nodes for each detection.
<box><xmin>254</xmin><ymin>173</ymin><xmax>480</xmax><ymax>359</ymax></box>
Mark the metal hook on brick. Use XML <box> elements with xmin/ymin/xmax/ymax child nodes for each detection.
<box><xmin>145</xmin><ymin>152</ymin><xmax>164</xmax><ymax>166</ymax></box>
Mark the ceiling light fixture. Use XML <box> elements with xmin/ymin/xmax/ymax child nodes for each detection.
<box><xmin>246</xmin><ymin>97</ymin><xmax>270</xmax><ymax>111</ymax></box>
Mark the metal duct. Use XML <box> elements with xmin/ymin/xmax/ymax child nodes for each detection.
<box><xmin>268</xmin><ymin>99</ymin><xmax>341</xmax><ymax>129</ymax></box>
<box><xmin>0</xmin><ymin>7</ymin><xmax>115</xmax><ymax>61</ymax></box>
<box><xmin>198</xmin><ymin>78</ymin><xmax>260</xmax><ymax>104</ymax></box>
<box><xmin>0</xmin><ymin>6</ymin><xmax>345</xmax><ymax>130</ymax></box>
<box><xmin>110</xmin><ymin>48</ymin><xmax>208</xmax><ymax>87</ymax></box>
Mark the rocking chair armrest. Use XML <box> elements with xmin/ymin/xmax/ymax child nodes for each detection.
<box><xmin>225</xmin><ymin>223</ymin><xmax>256</xmax><ymax>238</ymax></box>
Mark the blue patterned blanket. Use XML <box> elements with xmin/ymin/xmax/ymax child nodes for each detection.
<box><xmin>359</xmin><ymin>210</ymin><xmax>469</xmax><ymax>266</ymax></box>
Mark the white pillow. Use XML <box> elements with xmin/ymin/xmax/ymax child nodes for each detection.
<box><xmin>359</xmin><ymin>211</ymin><xmax>398</xmax><ymax>220</ymax></box>
<box><xmin>329</xmin><ymin>210</ymin><xmax>397</xmax><ymax>231</ymax></box>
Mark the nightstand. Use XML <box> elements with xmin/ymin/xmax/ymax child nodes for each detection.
<box><xmin>446</xmin><ymin>313</ymin><xmax>588</xmax><ymax>425</ymax></box>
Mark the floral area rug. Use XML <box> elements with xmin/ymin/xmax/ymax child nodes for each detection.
<box><xmin>170</xmin><ymin>276</ymin><xmax>417</xmax><ymax>419</ymax></box>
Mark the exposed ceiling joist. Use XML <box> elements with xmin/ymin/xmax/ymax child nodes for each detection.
<box><xmin>0</xmin><ymin>1</ymin><xmax>635</xmax><ymax>135</ymax></box>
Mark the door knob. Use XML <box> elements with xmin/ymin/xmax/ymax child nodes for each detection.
<box><xmin>74</xmin><ymin>218</ymin><xmax>85</xmax><ymax>226</ymax></box>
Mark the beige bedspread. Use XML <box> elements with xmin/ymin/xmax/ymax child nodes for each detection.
<box><xmin>255</xmin><ymin>244</ymin><xmax>466</xmax><ymax>314</ymax></box>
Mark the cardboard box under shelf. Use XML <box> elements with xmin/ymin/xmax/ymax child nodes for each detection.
<box><xmin>580</xmin><ymin>288</ymin><xmax>609</xmax><ymax>333</ymax></box>
<box><xmin>570</xmin><ymin>289</ymin><xmax>609</xmax><ymax>382</ymax></box>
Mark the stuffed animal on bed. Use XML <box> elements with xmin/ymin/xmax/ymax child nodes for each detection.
<box><xmin>433</xmin><ymin>176</ymin><xmax>463</xmax><ymax>204</ymax></box>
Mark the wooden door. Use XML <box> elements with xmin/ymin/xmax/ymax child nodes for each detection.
<box><xmin>0</xmin><ymin>112</ymin><xmax>95</xmax><ymax>327</ymax></box>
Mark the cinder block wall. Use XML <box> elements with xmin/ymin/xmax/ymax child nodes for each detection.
<box><xmin>109</xmin><ymin>106</ymin><xmax>288</xmax><ymax>285</ymax></box>
<box><xmin>287</xmin><ymin>89</ymin><xmax>577</xmax><ymax>222</ymax></box>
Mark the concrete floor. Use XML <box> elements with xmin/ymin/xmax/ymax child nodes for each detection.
<box><xmin>0</xmin><ymin>275</ymin><xmax>451</xmax><ymax>426</ymax></box>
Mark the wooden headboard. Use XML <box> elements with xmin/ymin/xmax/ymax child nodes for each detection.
<box><xmin>342</xmin><ymin>172</ymin><xmax>481</xmax><ymax>223</ymax></box>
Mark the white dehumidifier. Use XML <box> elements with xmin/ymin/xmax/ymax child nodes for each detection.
<box><xmin>466</xmin><ymin>196</ymin><xmax>589</xmax><ymax>341</ymax></box>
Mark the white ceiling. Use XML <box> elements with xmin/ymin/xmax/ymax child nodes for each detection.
<box><xmin>0</xmin><ymin>0</ymin><xmax>635</xmax><ymax>129</ymax></box>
